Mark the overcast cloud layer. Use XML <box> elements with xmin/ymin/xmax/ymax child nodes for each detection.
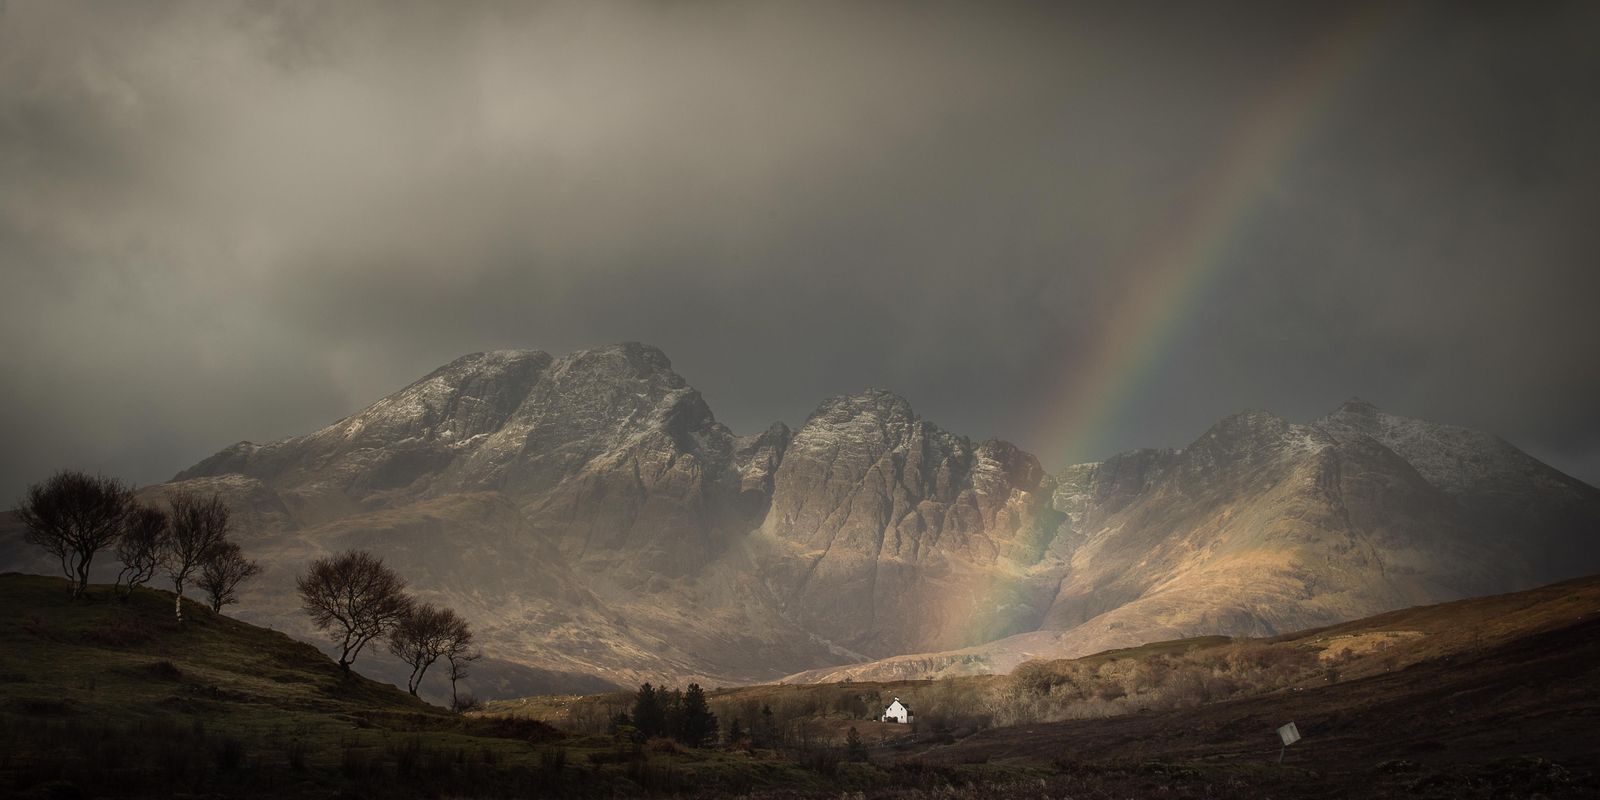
<box><xmin>2</xmin><ymin>0</ymin><xmax>1598</xmax><ymax>499</ymax></box>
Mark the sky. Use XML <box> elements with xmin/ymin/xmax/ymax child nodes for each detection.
<box><xmin>2</xmin><ymin>0</ymin><xmax>1598</xmax><ymax>500</ymax></box>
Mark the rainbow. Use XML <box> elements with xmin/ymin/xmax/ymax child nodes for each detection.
<box><xmin>1030</xmin><ymin>4</ymin><xmax>1401</xmax><ymax>470</ymax></box>
<box><xmin>947</xmin><ymin>5</ymin><xmax>1402</xmax><ymax>650</ymax></box>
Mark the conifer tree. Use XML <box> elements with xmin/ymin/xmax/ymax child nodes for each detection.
<box><xmin>633</xmin><ymin>683</ymin><xmax>665</xmax><ymax>739</ymax></box>
<box><xmin>678</xmin><ymin>683</ymin><xmax>719</xmax><ymax>747</ymax></box>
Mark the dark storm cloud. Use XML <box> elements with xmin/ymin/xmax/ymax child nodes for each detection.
<box><xmin>2</xmin><ymin>0</ymin><xmax>1598</xmax><ymax>499</ymax></box>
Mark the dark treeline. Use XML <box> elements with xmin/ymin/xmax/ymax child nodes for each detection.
<box><xmin>562</xmin><ymin>683</ymin><xmax>907</xmax><ymax>754</ymax></box>
<box><xmin>611</xmin><ymin>683</ymin><xmax>719</xmax><ymax>747</ymax></box>
<box><xmin>525</xmin><ymin>636</ymin><xmax>1360</xmax><ymax>754</ymax></box>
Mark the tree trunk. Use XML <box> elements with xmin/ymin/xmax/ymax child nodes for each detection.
<box><xmin>409</xmin><ymin>659</ymin><xmax>435</xmax><ymax>696</ymax></box>
<box><xmin>174</xmin><ymin>586</ymin><xmax>184</xmax><ymax>623</ymax></box>
<box><xmin>75</xmin><ymin>556</ymin><xmax>92</xmax><ymax>599</ymax></box>
<box><xmin>450</xmin><ymin>673</ymin><xmax>459</xmax><ymax>710</ymax></box>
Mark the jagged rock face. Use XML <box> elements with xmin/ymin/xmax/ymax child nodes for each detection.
<box><xmin>1052</xmin><ymin>448</ymin><xmax>1176</xmax><ymax>543</ymax></box>
<box><xmin>760</xmin><ymin>390</ymin><xmax>1066</xmax><ymax>657</ymax></box>
<box><xmin>438</xmin><ymin>344</ymin><xmax>748</xmax><ymax>581</ymax></box>
<box><xmin>733</xmin><ymin>422</ymin><xmax>792</xmax><ymax>520</ymax></box>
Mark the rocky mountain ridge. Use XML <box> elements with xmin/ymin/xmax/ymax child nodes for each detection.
<box><xmin>785</xmin><ymin>397</ymin><xmax>1593</xmax><ymax>682</ymax></box>
<box><xmin>5</xmin><ymin>343</ymin><xmax>1596</xmax><ymax>695</ymax></box>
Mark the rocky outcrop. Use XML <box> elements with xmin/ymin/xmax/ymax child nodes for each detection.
<box><xmin>759</xmin><ymin>390</ymin><xmax>1066</xmax><ymax>656</ymax></box>
<box><xmin>733</xmin><ymin>422</ymin><xmax>792</xmax><ymax>520</ymax></box>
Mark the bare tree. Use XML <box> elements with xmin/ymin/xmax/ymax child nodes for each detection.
<box><xmin>165</xmin><ymin>491</ymin><xmax>231</xmax><ymax>622</ymax></box>
<box><xmin>197</xmin><ymin>541</ymin><xmax>261</xmax><ymax>613</ymax></box>
<box><xmin>297</xmin><ymin>550</ymin><xmax>413</xmax><ymax>677</ymax></box>
<box><xmin>115</xmin><ymin>504</ymin><xmax>170</xmax><ymax>598</ymax></box>
<box><xmin>15</xmin><ymin>470</ymin><xmax>134</xmax><ymax>598</ymax></box>
<box><xmin>447</xmin><ymin>643</ymin><xmax>482</xmax><ymax>712</ymax></box>
<box><xmin>387</xmin><ymin>603</ymin><xmax>471</xmax><ymax>696</ymax></box>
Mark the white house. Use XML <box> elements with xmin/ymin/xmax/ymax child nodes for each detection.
<box><xmin>880</xmin><ymin>697</ymin><xmax>914</xmax><ymax>724</ymax></box>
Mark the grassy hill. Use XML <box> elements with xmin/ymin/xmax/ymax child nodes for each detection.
<box><xmin>0</xmin><ymin>574</ymin><xmax>833</xmax><ymax>798</ymax></box>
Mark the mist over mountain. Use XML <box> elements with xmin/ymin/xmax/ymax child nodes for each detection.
<box><xmin>5</xmin><ymin>343</ymin><xmax>1596</xmax><ymax>696</ymax></box>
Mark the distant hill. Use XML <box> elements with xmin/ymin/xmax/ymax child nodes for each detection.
<box><xmin>5</xmin><ymin>343</ymin><xmax>1597</xmax><ymax>693</ymax></box>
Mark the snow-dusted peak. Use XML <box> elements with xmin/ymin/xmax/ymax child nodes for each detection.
<box><xmin>804</xmin><ymin>389</ymin><xmax>917</xmax><ymax>427</ymax></box>
<box><xmin>172</xmin><ymin>441</ymin><xmax>260</xmax><ymax>482</ymax></box>
<box><xmin>1316</xmin><ymin>401</ymin><xmax>1554</xmax><ymax>498</ymax></box>
<box><xmin>786</xmin><ymin>389</ymin><xmax>932</xmax><ymax>457</ymax></box>
<box><xmin>1311</xmin><ymin>399</ymin><xmax>1600</xmax><ymax>580</ymax></box>
<box><xmin>1333</xmin><ymin>396</ymin><xmax>1381</xmax><ymax>416</ymax></box>
<box><xmin>1185</xmin><ymin>408</ymin><xmax>1333</xmax><ymax>462</ymax></box>
<box><xmin>1212</xmin><ymin>407</ymin><xmax>1292</xmax><ymax>434</ymax></box>
<box><xmin>332</xmin><ymin>349</ymin><xmax>553</xmax><ymax>443</ymax></box>
<box><xmin>546</xmin><ymin>342</ymin><xmax>678</xmax><ymax>384</ymax></box>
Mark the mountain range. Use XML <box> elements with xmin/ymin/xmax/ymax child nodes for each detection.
<box><xmin>3</xmin><ymin>342</ymin><xmax>1595</xmax><ymax>697</ymax></box>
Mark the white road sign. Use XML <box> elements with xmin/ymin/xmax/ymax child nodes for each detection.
<box><xmin>1278</xmin><ymin>721</ymin><xmax>1302</xmax><ymax>746</ymax></box>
